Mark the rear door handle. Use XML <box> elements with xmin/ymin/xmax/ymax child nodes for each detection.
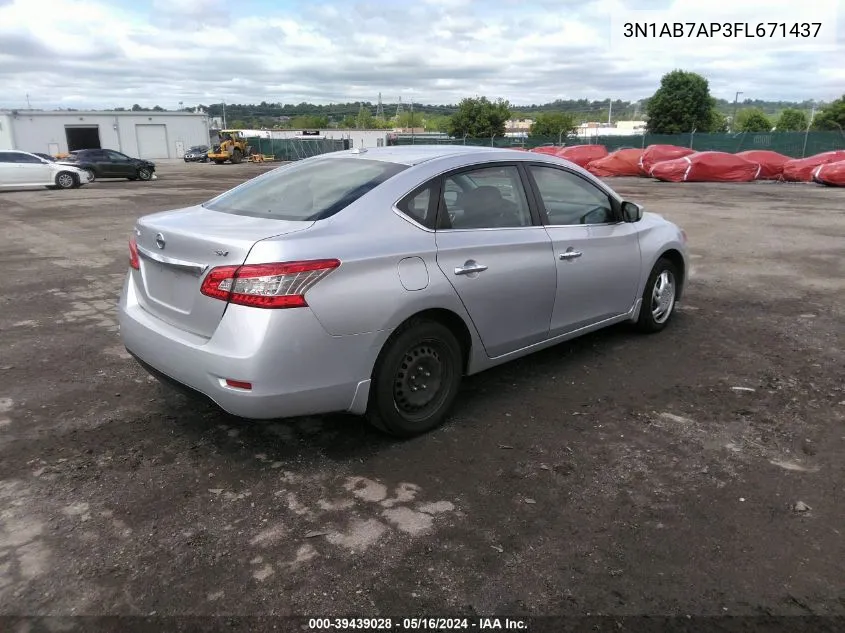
<box><xmin>454</xmin><ymin>262</ymin><xmax>488</xmax><ymax>275</ymax></box>
<box><xmin>559</xmin><ymin>251</ymin><xmax>582</xmax><ymax>260</ymax></box>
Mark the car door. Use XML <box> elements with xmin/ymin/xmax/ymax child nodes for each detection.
<box><xmin>433</xmin><ymin>163</ymin><xmax>557</xmax><ymax>358</ymax></box>
<box><xmin>15</xmin><ymin>152</ymin><xmax>53</xmax><ymax>185</ymax></box>
<box><xmin>106</xmin><ymin>150</ymin><xmax>136</xmax><ymax>177</ymax></box>
<box><xmin>0</xmin><ymin>152</ymin><xmax>22</xmax><ymax>186</ymax></box>
<box><xmin>525</xmin><ymin>164</ymin><xmax>642</xmax><ymax>336</ymax></box>
<box><xmin>79</xmin><ymin>150</ymin><xmax>109</xmax><ymax>176</ymax></box>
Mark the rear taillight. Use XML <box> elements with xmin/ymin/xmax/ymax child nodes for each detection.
<box><xmin>129</xmin><ymin>237</ymin><xmax>140</xmax><ymax>270</ymax></box>
<box><xmin>200</xmin><ymin>259</ymin><xmax>340</xmax><ymax>309</ymax></box>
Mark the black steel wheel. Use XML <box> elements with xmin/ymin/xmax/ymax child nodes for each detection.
<box><xmin>367</xmin><ymin>319</ymin><xmax>463</xmax><ymax>437</ymax></box>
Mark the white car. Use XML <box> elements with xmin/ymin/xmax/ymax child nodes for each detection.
<box><xmin>0</xmin><ymin>150</ymin><xmax>93</xmax><ymax>190</ymax></box>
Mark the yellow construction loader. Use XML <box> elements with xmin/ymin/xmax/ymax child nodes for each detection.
<box><xmin>207</xmin><ymin>130</ymin><xmax>251</xmax><ymax>164</ymax></box>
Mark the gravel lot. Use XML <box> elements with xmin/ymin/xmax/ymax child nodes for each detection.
<box><xmin>1</xmin><ymin>161</ymin><xmax>843</xmax><ymax>622</ymax></box>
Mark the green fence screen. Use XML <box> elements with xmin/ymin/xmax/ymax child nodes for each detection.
<box><xmin>244</xmin><ymin>137</ymin><xmax>347</xmax><ymax>161</ymax></box>
<box><xmin>390</xmin><ymin>132</ymin><xmax>844</xmax><ymax>158</ymax></box>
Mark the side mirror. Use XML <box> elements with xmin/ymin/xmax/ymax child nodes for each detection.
<box><xmin>621</xmin><ymin>201</ymin><xmax>643</xmax><ymax>223</ymax></box>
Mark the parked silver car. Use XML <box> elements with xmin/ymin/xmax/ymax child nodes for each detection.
<box><xmin>119</xmin><ymin>145</ymin><xmax>688</xmax><ymax>437</ymax></box>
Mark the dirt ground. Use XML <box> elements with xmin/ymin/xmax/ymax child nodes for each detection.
<box><xmin>0</xmin><ymin>160</ymin><xmax>843</xmax><ymax>623</ymax></box>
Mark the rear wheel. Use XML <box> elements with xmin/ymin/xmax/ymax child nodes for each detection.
<box><xmin>636</xmin><ymin>257</ymin><xmax>678</xmax><ymax>333</ymax></box>
<box><xmin>366</xmin><ymin>319</ymin><xmax>463</xmax><ymax>437</ymax></box>
<box><xmin>55</xmin><ymin>171</ymin><xmax>76</xmax><ymax>189</ymax></box>
<box><xmin>137</xmin><ymin>167</ymin><xmax>153</xmax><ymax>181</ymax></box>
<box><xmin>230</xmin><ymin>149</ymin><xmax>243</xmax><ymax>164</ymax></box>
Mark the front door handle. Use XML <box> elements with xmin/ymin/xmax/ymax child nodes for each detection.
<box><xmin>559</xmin><ymin>250</ymin><xmax>583</xmax><ymax>260</ymax></box>
<box><xmin>454</xmin><ymin>261</ymin><xmax>488</xmax><ymax>275</ymax></box>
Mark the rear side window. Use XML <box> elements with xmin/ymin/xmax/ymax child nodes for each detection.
<box><xmin>204</xmin><ymin>157</ymin><xmax>408</xmax><ymax>221</ymax></box>
<box><xmin>0</xmin><ymin>152</ymin><xmax>19</xmax><ymax>163</ymax></box>
<box><xmin>396</xmin><ymin>182</ymin><xmax>437</xmax><ymax>229</ymax></box>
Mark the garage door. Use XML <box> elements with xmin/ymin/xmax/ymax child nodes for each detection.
<box><xmin>135</xmin><ymin>124</ymin><xmax>169</xmax><ymax>159</ymax></box>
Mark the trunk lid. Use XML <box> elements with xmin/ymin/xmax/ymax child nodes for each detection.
<box><xmin>132</xmin><ymin>205</ymin><xmax>313</xmax><ymax>337</ymax></box>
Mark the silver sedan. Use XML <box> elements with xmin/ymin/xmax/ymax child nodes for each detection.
<box><xmin>119</xmin><ymin>145</ymin><xmax>689</xmax><ymax>437</ymax></box>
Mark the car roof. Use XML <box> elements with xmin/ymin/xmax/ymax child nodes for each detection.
<box><xmin>320</xmin><ymin>144</ymin><xmax>524</xmax><ymax>166</ymax></box>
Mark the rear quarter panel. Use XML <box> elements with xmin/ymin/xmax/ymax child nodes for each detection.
<box><xmin>243</xmin><ymin>200</ymin><xmax>476</xmax><ymax>338</ymax></box>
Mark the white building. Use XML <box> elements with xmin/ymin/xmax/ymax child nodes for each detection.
<box><xmin>0</xmin><ymin>110</ymin><xmax>211</xmax><ymax>159</ymax></box>
<box><xmin>230</xmin><ymin>128</ymin><xmax>390</xmax><ymax>149</ymax></box>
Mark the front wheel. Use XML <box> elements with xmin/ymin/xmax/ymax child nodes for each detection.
<box><xmin>55</xmin><ymin>171</ymin><xmax>76</xmax><ymax>189</ymax></box>
<box><xmin>137</xmin><ymin>167</ymin><xmax>153</xmax><ymax>181</ymax></box>
<box><xmin>635</xmin><ymin>257</ymin><xmax>679</xmax><ymax>333</ymax></box>
<box><xmin>366</xmin><ymin>319</ymin><xmax>463</xmax><ymax>437</ymax></box>
<box><xmin>230</xmin><ymin>149</ymin><xmax>243</xmax><ymax>164</ymax></box>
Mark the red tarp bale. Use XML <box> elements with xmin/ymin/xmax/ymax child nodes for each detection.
<box><xmin>812</xmin><ymin>159</ymin><xmax>845</xmax><ymax>186</ymax></box>
<box><xmin>530</xmin><ymin>146</ymin><xmax>561</xmax><ymax>155</ymax></box>
<box><xmin>650</xmin><ymin>151</ymin><xmax>761</xmax><ymax>183</ymax></box>
<box><xmin>553</xmin><ymin>144</ymin><xmax>609</xmax><ymax>167</ymax></box>
<box><xmin>782</xmin><ymin>150</ymin><xmax>845</xmax><ymax>182</ymax></box>
<box><xmin>585</xmin><ymin>148</ymin><xmax>644</xmax><ymax>177</ymax></box>
<box><xmin>639</xmin><ymin>144</ymin><xmax>696</xmax><ymax>175</ymax></box>
<box><xmin>736</xmin><ymin>150</ymin><xmax>790</xmax><ymax>180</ymax></box>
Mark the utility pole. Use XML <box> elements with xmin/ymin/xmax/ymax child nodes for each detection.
<box><xmin>607</xmin><ymin>98</ymin><xmax>612</xmax><ymax>126</ymax></box>
<box><xmin>222</xmin><ymin>101</ymin><xmax>227</xmax><ymax>129</ymax></box>
<box><xmin>731</xmin><ymin>91</ymin><xmax>743</xmax><ymax>132</ymax></box>
<box><xmin>26</xmin><ymin>93</ymin><xmax>31</xmax><ymax>109</ymax></box>
<box><xmin>802</xmin><ymin>103</ymin><xmax>816</xmax><ymax>158</ymax></box>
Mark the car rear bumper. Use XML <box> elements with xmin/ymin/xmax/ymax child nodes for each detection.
<box><xmin>118</xmin><ymin>274</ymin><xmax>383</xmax><ymax>419</ymax></box>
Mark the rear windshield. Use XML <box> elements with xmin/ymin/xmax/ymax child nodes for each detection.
<box><xmin>203</xmin><ymin>157</ymin><xmax>407</xmax><ymax>221</ymax></box>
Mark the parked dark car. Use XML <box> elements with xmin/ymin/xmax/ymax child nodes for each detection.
<box><xmin>59</xmin><ymin>149</ymin><xmax>156</xmax><ymax>181</ymax></box>
<box><xmin>183</xmin><ymin>145</ymin><xmax>209</xmax><ymax>162</ymax></box>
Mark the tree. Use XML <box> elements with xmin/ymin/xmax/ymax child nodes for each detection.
<box><xmin>290</xmin><ymin>115</ymin><xmax>329</xmax><ymax>129</ymax></box>
<box><xmin>529</xmin><ymin>112</ymin><xmax>577</xmax><ymax>138</ymax></box>
<box><xmin>709</xmin><ymin>110</ymin><xmax>729</xmax><ymax>133</ymax></box>
<box><xmin>775</xmin><ymin>108</ymin><xmax>808</xmax><ymax>131</ymax></box>
<box><xmin>341</xmin><ymin>115</ymin><xmax>357</xmax><ymax>128</ymax></box>
<box><xmin>811</xmin><ymin>95</ymin><xmax>845</xmax><ymax>131</ymax></box>
<box><xmin>645</xmin><ymin>70</ymin><xmax>719</xmax><ymax>133</ymax></box>
<box><xmin>447</xmin><ymin>97</ymin><xmax>511</xmax><ymax>138</ymax></box>
<box><xmin>424</xmin><ymin>115</ymin><xmax>451</xmax><ymax>132</ymax></box>
<box><xmin>735</xmin><ymin>108</ymin><xmax>772</xmax><ymax>132</ymax></box>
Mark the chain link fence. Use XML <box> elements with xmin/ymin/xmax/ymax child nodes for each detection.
<box><xmin>244</xmin><ymin>137</ymin><xmax>348</xmax><ymax>161</ymax></box>
<box><xmin>390</xmin><ymin>132</ymin><xmax>845</xmax><ymax>158</ymax></box>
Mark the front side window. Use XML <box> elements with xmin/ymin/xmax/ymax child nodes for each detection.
<box><xmin>203</xmin><ymin>157</ymin><xmax>408</xmax><ymax>221</ymax></box>
<box><xmin>529</xmin><ymin>166</ymin><xmax>616</xmax><ymax>225</ymax></box>
<box><xmin>106</xmin><ymin>150</ymin><xmax>129</xmax><ymax>161</ymax></box>
<box><xmin>440</xmin><ymin>165</ymin><xmax>532</xmax><ymax>229</ymax></box>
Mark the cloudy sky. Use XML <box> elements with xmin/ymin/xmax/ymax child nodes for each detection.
<box><xmin>0</xmin><ymin>0</ymin><xmax>842</xmax><ymax>110</ymax></box>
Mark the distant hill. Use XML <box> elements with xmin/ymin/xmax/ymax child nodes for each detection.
<box><xmin>199</xmin><ymin>98</ymin><xmax>817</xmax><ymax>127</ymax></box>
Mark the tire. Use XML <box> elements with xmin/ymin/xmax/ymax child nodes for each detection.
<box><xmin>635</xmin><ymin>257</ymin><xmax>679</xmax><ymax>333</ymax></box>
<box><xmin>230</xmin><ymin>149</ymin><xmax>243</xmax><ymax>164</ymax></box>
<box><xmin>137</xmin><ymin>167</ymin><xmax>153</xmax><ymax>181</ymax></box>
<box><xmin>214</xmin><ymin>160</ymin><xmax>225</xmax><ymax>165</ymax></box>
<box><xmin>55</xmin><ymin>171</ymin><xmax>76</xmax><ymax>190</ymax></box>
<box><xmin>366</xmin><ymin>319</ymin><xmax>463</xmax><ymax>438</ymax></box>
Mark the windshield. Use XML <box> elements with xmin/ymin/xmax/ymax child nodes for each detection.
<box><xmin>189</xmin><ymin>146</ymin><xmax>206</xmax><ymax>151</ymax></box>
<box><xmin>203</xmin><ymin>157</ymin><xmax>408</xmax><ymax>221</ymax></box>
